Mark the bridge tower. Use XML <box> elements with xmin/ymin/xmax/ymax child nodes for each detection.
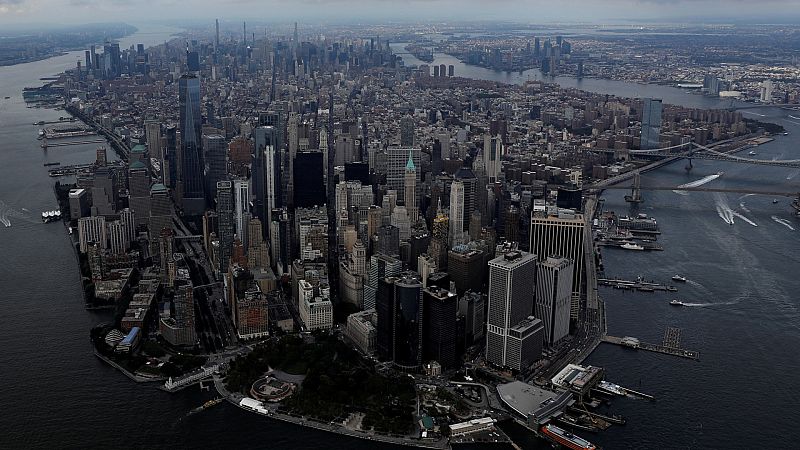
<box><xmin>685</xmin><ymin>157</ymin><xmax>693</xmax><ymax>172</ymax></box>
<box><xmin>624</xmin><ymin>172</ymin><xmax>644</xmax><ymax>203</ymax></box>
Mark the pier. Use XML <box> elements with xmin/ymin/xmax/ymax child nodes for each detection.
<box><xmin>41</xmin><ymin>138</ymin><xmax>106</xmax><ymax>148</ymax></box>
<box><xmin>601</xmin><ymin>327</ymin><xmax>700</xmax><ymax>360</ymax></box>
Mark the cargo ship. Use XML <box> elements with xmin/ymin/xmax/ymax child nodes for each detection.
<box><xmin>540</xmin><ymin>424</ymin><xmax>597</xmax><ymax>450</ymax></box>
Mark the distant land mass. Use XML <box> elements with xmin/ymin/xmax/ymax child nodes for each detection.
<box><xmin>0</xmin><ymin>23</ymin><xmax>136</xmax><ymax>67</ymax></box>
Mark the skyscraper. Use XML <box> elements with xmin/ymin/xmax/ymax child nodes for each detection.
<box><xmin>640</xmin><ymin>98</ymin><xmax>662</xmax><ymax>150</ymax></box>
<box><xmin>203</xmin><ymin>134</ymin><xmax>227</xmax><ymax>202</ymax></box>
<box><xmin>423</xmin><ymin>286</ymin><xmax>459</xmax><ymax>368</ymax></box>
<box><xmin>293</xmin><ymin>151</ymin><xmax>325</xmax><ymax>208</ymax></box>
<box><xmin>483</xmin><ymin>135</ymin><xmax>503</xmax><ymax>183</ymax></box>
<box><xmin>485</xmin><ymin>250</ymin><xmax>537</xmax><ymax>370</ymax></box>
<box><xmin>404</xmin><ymin>152</ymin><xmax>417</xmax><ymax>223</ymax></box>
<box><xmin>530</xmin><ymin>209</ymin><xmax>585</xmax><ymax>320</ymax></box>
<box><xmin>364</xmin><ymin>253</ymin><xmax>402</xmax><ymax>310</ymax></box>
<box><xmin>149</xmin><ymin>183</ymin><xmax>173</xmax><ymax>260</ymax></box>
<box><xmin>144</xmin><ymin>121</ymin><xmax>162</xmax><ymax>181</ymax></box>
<box><xmin>449</xmin><ymin>180</ymin><xmax>465</xmax><ymax>247</ymax></box>
<box><xmin>216</xmin><ymin>181</ymin><xmax>235</xmax><ymax>274</ymax></box>
<box><xmin>400</xmin><ymin>115</ymin><xmax>414</xmax><ymax>147</ymax></box>
<box><xmin>178</xmin><ymin>74</ymin><xmax>204</xmax><ymax>214</ymax></box>
<box><xmin>535</xmin><ymin>257</ymin><xmax>574</xmax><ymax>346</ymax></box>
<box><xmin>253</xmin><ymin>126</ymin><xmax>280</xmax><ymax>238</ymax></box>
<box><xmin>387</xmin><ymin>147</ymin><xmax>420</xmax><ymax>203</ymax></box>
<box><xmin>233</xmin><ymin>179</ymin><xmax>250</xmax><ymax>249</ymax></box>
<box><xmin>376</xmin><ymin>272</ymin><xmax>424</xmax><ymax>372</ymax></box>
<box><xmin>128</xmin><ymin>161</ymin><xmax>151</xmax><ymax>226</ymax></box>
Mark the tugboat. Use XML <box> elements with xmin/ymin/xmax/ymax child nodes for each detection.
<box><xmin>671</xmin><ymin>275</ymin><xmax>687</xmax><ymax>282</ymax></box>
<box><xmin>670</xmin><ymin>299</ymin><xmax>685</xmax><ymax>306</ymax></box>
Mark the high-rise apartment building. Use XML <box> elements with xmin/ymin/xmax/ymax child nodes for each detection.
<box><xmin>640</xmin><ymin>98</ymin><xmax>662</xmax><ymax>150</ymax></box>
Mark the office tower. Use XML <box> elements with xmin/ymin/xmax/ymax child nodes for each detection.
<box><xmin>577</xmin><ymin>60</ymin><xmax>584</xmax><ymax>78</ymax></box>
<box><xmin>376</xmin><ymin>225</ymin><xmax>400</xmax><ymax>257</ymax></box>
<box><xmin>408</xmin><ymin>230</ymin><xmax>431</xmax><ymax>271</ymax></box>
<box><xmin>253</xmin><ymin>126</ymin><xmax>280</xmax><ymax>237</ymax></box>
<box><xmin>485</xmin><ymin>250</ymin><xmax>537</xmax><ymax>370</ymax></box>
<box><xmin>167</xmin><ymin>280</ymin><xmax>197</xmax><ymax>346</ymax></box>
<box><xmin>364</xmin><ymin>253</ymin><xmax>402</xmax><ymax>310</ymax></box>
<box><xmin>298</xmin><ymin>280</ymin><xmax>333</xmax><ymax>331</ymax></box>
<box><xmin>530</xmin><ymin>209</ymin><xmax>585</xmax><ymax>320</ymax></box>
<box><xmin>449</xmin><ymin>180</ymin><xmax>465</xmax><ymax>247</ymax></box>
<box><xmin>469</xmin><ymin>210</ymin><xmax>482</xmax><ymax>241</ymax></box>
<box><xmin>455</xmin><ymin>165</ymin><xmax>477</xmax><ymax>228</ymax></box>
<box><xmin>91</xmin><ymin>166</ymin><xmax>118</xmax><ymax>216</ymax></box>
<box><xmin>178</xmin><ymin>74</ymin><xmax>204</xmax><ymax>214</ymax></box>
<box><xmin>233</xmin><ymin>179</ymin><xmax>250</xmax><ymax>249</ymax></box>
<box><xmin>427</xmin><ymin>271</ymin><xmax>450</xmax><ymax>290</ymax></box>
<box><xmin>203</xmin><ymin>134</ymin><xmax>227</xmax><ymax>202</ymax></box>
<box><xmin>145</xmin><ymin>121</ymin><xmax>162</xmax><ymax>181</ymax></box>
<box><xmin>78</xmin><ymin>216</ymin><xmax>107</xmax><ymax>253</ymax></box>
<box><xmin>84</xmin><ymin>50</ymin><xmax>91</xmax><ymax>72</ymax></box>
<box><xmin>120</xmin><ymin>208</ymin><xmax>135</xmax><ymax>241</ymax></box>
<box><xmin>69</xmin><ymin>188</ymin><xmax>90</xmax><ymax>220</ymax></box>
<box><xmin>148</xmin><ymin>183</ymin><xmax>172</xmax><ymax>261</ymax></box>
<box><xmin>459</xmin><ymin>290</ymin><xmax>485</xmax><ymax>345</ymax></box>
<box><xmin>404</xmin><ymin>152</ymin><xmax>418</xmax><ymax>223</ymax></box>
<box><xmin>387</xmin><ymin>148</ymin><xmax>420</xmax><ymax>204</ymax></box>
<box><xmin>159</xmin><ymin>228</ymin><xmax>174</xmax><ymax>283</ymax></box>
<box><xmin>483</xmin><ymin>135</ymin><xmax>504</xmax><ymax>183</ymax></box>
<box><xmin>448</xmin><ymin>245</ymin><xmax>485</xmax><ymax>295</ymax></box>
<box><xmin>270</xmin><ymin>208</ymin><xmax>290</xmax><ymax>275</ymax></box>
<box><xmin>128</xmin><ymin>161</ymin><xmax>150</xmax><ymax>225</ymax></box>
<box><xmin>400</xmin><ymin>115</ymin><xmax>414</xmax><ymax>147</ymax></box>
<box><xmin>293</xmin><ymin>151</ymin><xmax>325</xmax><ymax>208</ymax></box>
<box><xmin>87</xmin><ymin>242</ymin><xmax>104</xmax><ymax>281</ymax></box>
<box><xmin>163</xmin><ymin>125</ymin><xmax>177</xmax><ymax>189</ymax></box>
<box><xmin>214</xmin><ymin>19</ymin><xmax>220</xmax><ymax>56</ymax></box>
<box><xmin>536</xmin><ymin>257</ymin><xmax>574</xmax><ymax>346</ymax></box>
<box><xmin>376</xmin><ymin>272</ymin><xmax>424</xmax><ymax>371</ymax></box>
<box><xmin>366</xmin><ymin>205</ymin><xmax>383</xmax><ymax>242</ymax></box>
<box><xmin>233</xmin><ymin>287</ymin><xmax>269</xmax><ymax>339</ymax></box>
<box><xmin>429</xmin><ymin>209</ymin><xmax>450</xmax><ymax>270</ymax></box>
<box><xmin>418</xmin><ymin>254</ymin><xmax>438</xmax><ymax>288</ymax></box>
<box><xmin>505</xmin><ymin>316</ymin><xmax>544</xmax><ymax>371</ymax></box>
<box><xmin>423</xmin><ymin>286</ymin><xmax>459</xmax><ymax>368</ymax></box>
<box><xmin>108</xmin><ymin>220</ymin><xmax>129</xmax><ymax>255</ymax></box>
<box><xmin>640</xmin><ymin>98</ymin><xmax>663</xmax><ymax>150</ymax></box>
<box><xmin>504</xmin><ymin>205</ymin><xmax>520</xmax><ymax>243</ymax></box>
<box><xmin>247</xmin><ymin>218</ymin><xmax>269</xmax><ymax>269</ymax></box>
<box><xmin>216</xmin><ymin>181</ymin><xmax>235</xmax><ymax>274</ymax></box>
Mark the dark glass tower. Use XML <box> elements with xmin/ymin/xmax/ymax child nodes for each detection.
<box><xmin>179</xmin><ymin>74</ymin><xmax>204</xmax><ymax>214</ymax></box>
<box><xmin>293</xmin><ymin>151</ymin><xmax>325</xmax><ymax>208</ymax></box>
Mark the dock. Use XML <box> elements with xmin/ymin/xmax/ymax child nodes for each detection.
<box><xmin>41</xmin><ymin>138</ymin><xmax>106</xmax><ymax>148</ymax></box>
<box><xmin>598</xmin><ymin>277</ymin><xmax>677</xmax><ymax>292</ymax></box>
<box><xmin>601</xmin><ymin>327</ymin><xmax>699</xmax><ymax>360</ymax></box>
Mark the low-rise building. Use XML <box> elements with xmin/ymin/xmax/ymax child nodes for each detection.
<box><xmin>345</xmin><ymin>309</ymin><xmax>377</xmax><ymax>355</ymax></box>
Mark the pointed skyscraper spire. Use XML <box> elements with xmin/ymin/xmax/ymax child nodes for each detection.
<box><xmin>406</xmin><ymin>150</ymin><xmax>415</xmax><ymax>171</ymax></box>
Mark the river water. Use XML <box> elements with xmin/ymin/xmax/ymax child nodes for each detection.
<box><xmin>0</xmin><ymin>28</ymin><xmax>796</xmax><ymax>450</ymax></box>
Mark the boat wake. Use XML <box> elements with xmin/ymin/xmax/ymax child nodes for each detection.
<box><xmin>738</xmin><ymin>202</ymin><xmax>751</xmax><ymax>214</ymax></box>
<box><xmin>787</xmin><ymin>169</ymin><xmax>800</xmax><ymax>180</ymax></box>
<box><xmin>731</xmin><ymin>211</ymin><xmax>757</xmax><ymax>227</ymax></box>
<box><xmin>681</xmin><ymin>300</ymin><xmax>740</xmax><ymax>307</ymax></box>
<box><xmin>675</xmin><ymin>172</ymin><xmax>723</xmax><ymax>194</ymax></box>
<box><xmin>714</xmin><ymin>193</ymin><xmax>735</xmax><ymax>225</ymax></box>
<box><xmin>771</xmin><ymin>216</ymin><xmax>795</xmax><ymax>231</ymax></box>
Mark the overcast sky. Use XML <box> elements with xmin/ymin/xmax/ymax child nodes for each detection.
<box><xmin>1</xmin><ymin>0</ymin><xmax>799</xmax><ymax>25</ymax></box>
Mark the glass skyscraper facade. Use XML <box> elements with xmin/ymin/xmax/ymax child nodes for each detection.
<box><xmin>179</xmin><ymin>74</ymin><xmax>204</xmax><ymax>213</ymax></box>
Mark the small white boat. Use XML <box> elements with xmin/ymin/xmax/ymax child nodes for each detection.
<box><xmin>748</xmin><ymin>150</ymin><xmax>757</xmax><ymax>156</ymax></box>
<box><xmin>670</xmin><ymin>299</ymin><xmax>684</xmax><ymax>306</ymax></box>
<box><xmin>672</xmin><ymin>275</ymin><xmax>687</xmax><ymax>282</ymax></box>
<box><xmin>620</xmin><ymin>242</ymin><xmax>645</xmax><ymax>251</ymax></box>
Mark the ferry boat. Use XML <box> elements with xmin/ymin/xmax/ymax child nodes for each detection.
<box><xmin>598</xmin><ymin>381</ymin><xmax>626</xmax><ymax>396</ymax></box>
<box><xmin>671</xmin><ymin>275</ymin><xmax>687</xmax><ymax>282</ymax></box>
<box><xmin>620</xmin><ymin>242</ymin><xmax>645</xmax><ymax>251</ymax></box>
<box><xmin>42</xmin><ymin>210</ymin><xmax>62</xmax><ymax>223</ymax></box>
<box><xmin>540</xmin><ymin>424</ymin><xmax>597</xmax><ymax>450</ymax></box>
<box><xmin>670</xmin><ymin>299</ymin><xmax>685</xmax><ymax>306</ymax></box>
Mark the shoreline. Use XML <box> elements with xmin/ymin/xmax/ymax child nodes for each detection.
<box><xmin>211</xmin><ymin>374</ymin><xmax>450</xmax><ymax>449</ymax></box>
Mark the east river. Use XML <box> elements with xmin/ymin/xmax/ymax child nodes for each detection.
<box><xmin>0</xmin><ymin>28</ymin><xmax>795</xmax><ymax>450</ymax></box>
